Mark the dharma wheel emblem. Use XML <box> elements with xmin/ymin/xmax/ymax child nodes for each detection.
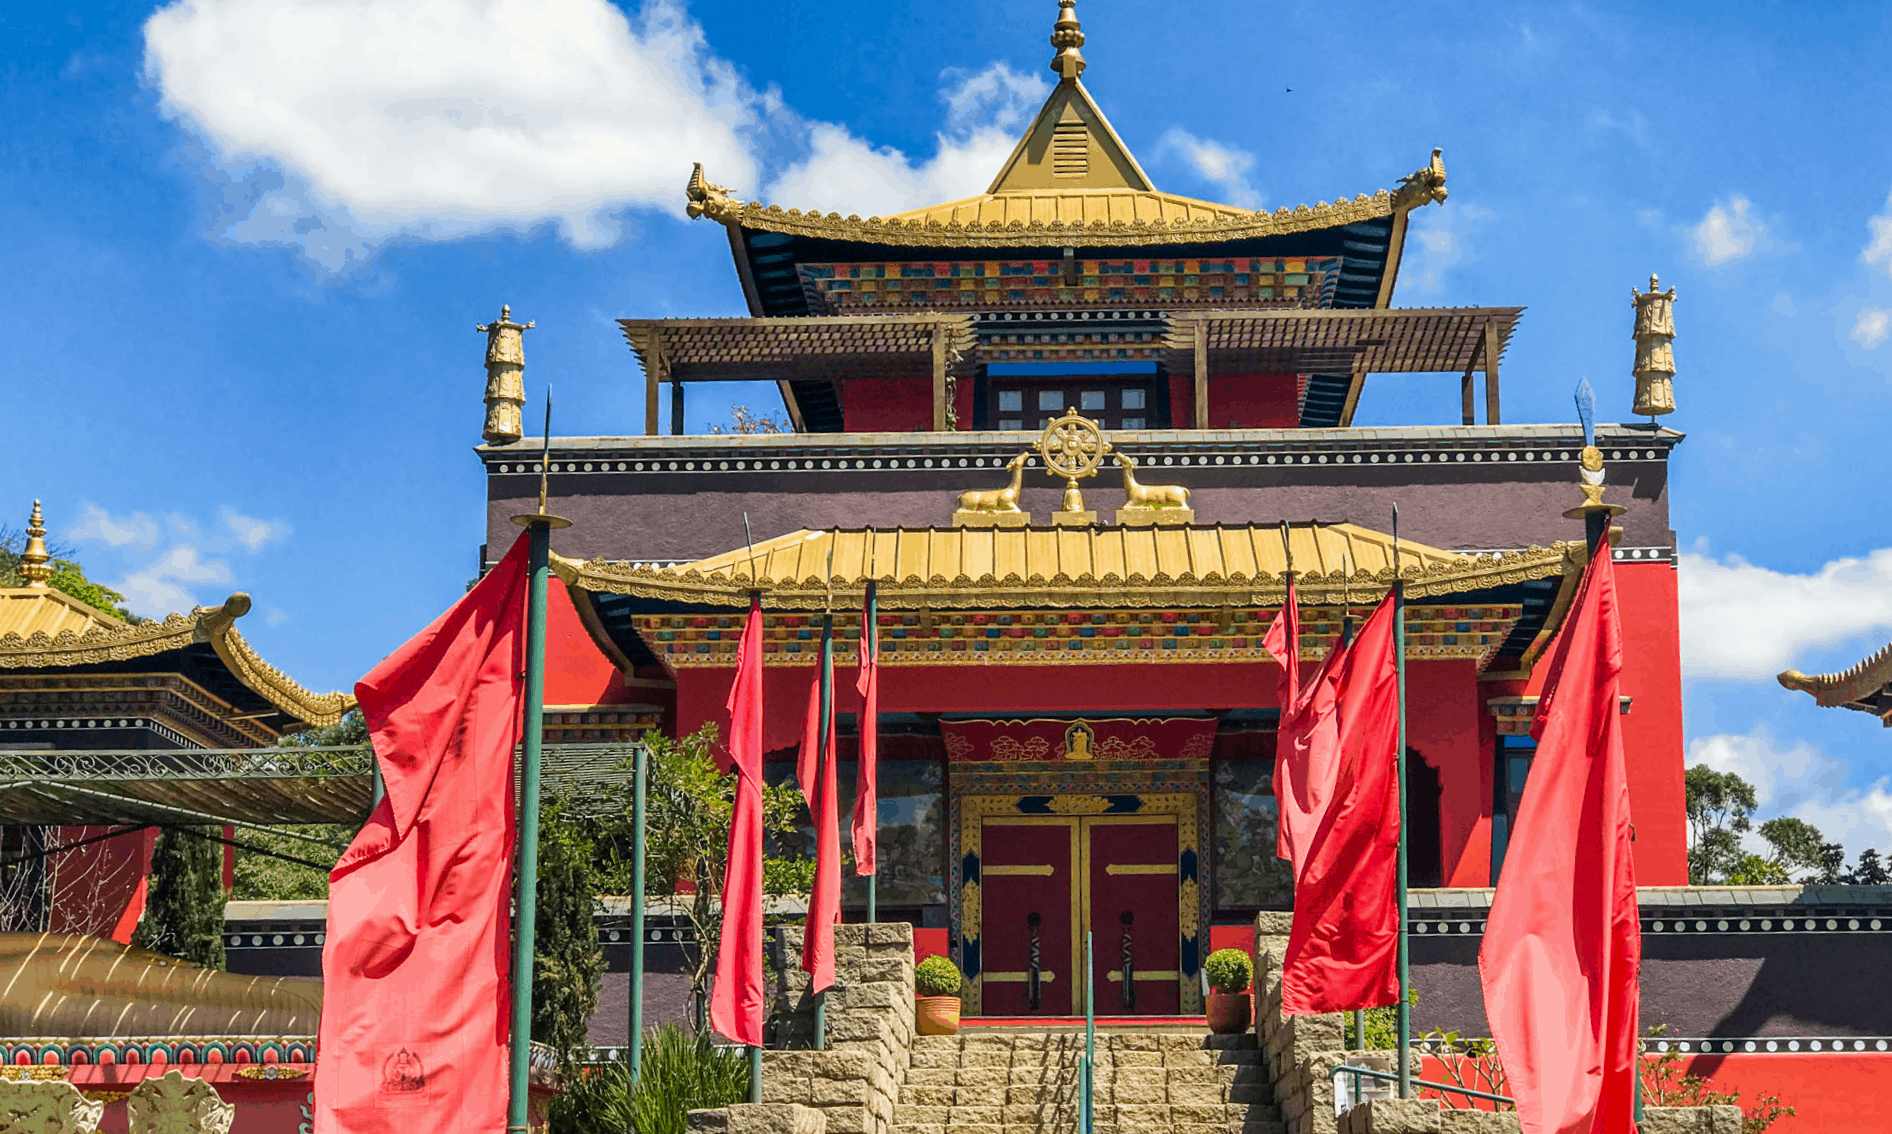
<box><xmin>1034</xmin><ymin>409</ymin><xmax>1112</xmax><ymax>515</ymax></box>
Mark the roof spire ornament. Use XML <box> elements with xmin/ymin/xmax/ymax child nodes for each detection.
<box><xmin>1632</xmin><ymin>272</ymin><xmax>1677</xmax><ymax>418</ymax></box>
<box><xmin>477</xmin><ymin>304</ymin><xmax>534</xmax><ymax>445</ymax></box>
<box><xmin>1564</xmin><ymin>379</ymin><xmax>1625</xmax><ymax>523</ymax></box>
<box><xmin>1050</xmin><ymin>0</ymin><xmax>1086</xmax><ymax>81</ymax></box>
<box><xmin>20</xmin><ymin>499</ymin><xmax>52</xmax><ymax>587</ymax></box>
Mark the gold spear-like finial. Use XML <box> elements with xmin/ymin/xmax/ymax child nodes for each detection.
<box><xmin>477</xmin><ymin>304</ymin><xmax>534</xmax><ymax>445</ymax></box>
<box><xmin>20</xmin><ymin>500</ymin><xmax>52</xmax><ymax>587</ymax></box>
<box><xmin>1050</xmin><ymin>0</ymin><xmax>1086</xmax><ymax>81</ymax></box>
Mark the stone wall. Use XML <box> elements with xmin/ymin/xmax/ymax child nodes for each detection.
<box><xmin>695</xmin><ymin>922</ymin><xmax>917</xmax><ymax>1134</ymax></box>
<box><xmin>1256</xmin><ymin>912</ymin><xmax>1744</xmax><ymax>1134</ymax></box>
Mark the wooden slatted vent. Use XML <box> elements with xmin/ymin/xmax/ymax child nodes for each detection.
<box><xmin>1052</xmin><ymin>120</ymin><xmax>1089</xmax><ymax>178</ymax></box>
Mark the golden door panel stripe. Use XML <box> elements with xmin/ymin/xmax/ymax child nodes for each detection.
<box><xmin>1104</xmin><ymin>862</ymin><xmax>1177</xmax><ymax>875</ymax></box>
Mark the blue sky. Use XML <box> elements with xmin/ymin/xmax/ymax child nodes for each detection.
<box><xmin>6</xmin><ymin>1</ymin><xmax>1892</xmax><ymax>854</ymax></box>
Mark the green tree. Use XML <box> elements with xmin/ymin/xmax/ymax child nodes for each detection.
<box><xmin>134</xmin><ymin>827</ymin><xmax>227</xmax><ymax>969</ymax></box>
<box><xmin>1844</xmin><ymin>848</ymin><xmax>1890</xmax><ymax>885</ymax></box>
<box><xmin>592</xmin><ymin>725</ymin><xmax>810</xmax><ymax>1013</ymax></box>
<box><xmin>532</xmin><ymin>796</ymin><xmax>604</xmax><ymax>1066</ymax></box>
<box><xmin>1756</xmin><ymin>816</ymin><xmax>1835</xmax><ymax>883</ymax></box>
<box><xmin>1685</xmin><ymin>765</ymin><xmax>1759</xmax><ymax>884</ymax></box>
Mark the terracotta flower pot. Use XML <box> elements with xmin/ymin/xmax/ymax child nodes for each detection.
<box><xmin>915</xmin><ymin>995</ymin><xmax>961</xmax><ymax>1036</ymax></box>
<box><xmin>1206</xmin><ymin>991</ymin><xmax>1252</xmax><ymax>1034</ymax></box>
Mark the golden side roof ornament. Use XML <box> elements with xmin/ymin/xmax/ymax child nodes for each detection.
<box><xmin>1391</xmin><ymin>148</ymin><xmax>1448</xmax><ymax>212</ymax></box>
<box><xmin>1050</xmin><ymin>0</ymin><xmax>1087</xmax><ymax>81</ymax></box>
<box><xmin>477</xmin><ymin>304</ymin><xmax>533</xmax><ymax>445</ymax></box>
<box><xmin>1632</xmin><ymin>273</ymin><xmax>1677</xmax><ymax>418</ymax></box>
<box><xmin>20</xmin><ymin>500</ymin><xmax>51</xmax><ymax>587</ymax></box>
<box><xmin>685</xmin><ymin>162</ymin><xmax>738</xmax><ymax>220</ymax></box>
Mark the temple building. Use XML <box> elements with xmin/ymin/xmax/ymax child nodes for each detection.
<box><xmin>478</xmin><ymin>1</ymin><xmax>1690</xmax><ymax>1022</ymax></box>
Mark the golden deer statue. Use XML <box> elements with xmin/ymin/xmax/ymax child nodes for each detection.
<box><xmin>956</xmin><ymin>452</ymin><xmax>1029</xmax><ymax>513</ymax></box>
<box><xmin>1117</xmin><ymin>452</ymin><xmax>1191</xmax><ymax>510</ymax></box>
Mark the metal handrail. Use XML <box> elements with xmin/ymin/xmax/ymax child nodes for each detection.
<box><xmin>1082</xmin><ymin>930</ymin><xmax>1095</xmax><ymax>1134</ymax></box>
<box><xmin>1333</xmin><ymin>1064</ymin><xmax>1514</xmax><ymax>1107</ymax></box>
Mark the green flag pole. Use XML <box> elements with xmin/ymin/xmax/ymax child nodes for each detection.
<box><xmin>629</xmin><ymin>741</ymin><xmax>646</xmax><ymax>1079</ymax></box>
<box><xmin>814</xmin><ymin>609</ymin><xmax>834</xmax><ymax>1050</ymax></box>
<box><xmin>508</xmin><ymin>386</ymin><xmax>570</xmax><ymax>1133</ymax></box>
<box><xmin>864</xmin><ymin>577</ymin><xmax>878</xmax><ymax>924</ymax></box>
<box><xmin>1393</xmin><ymin>504</ymin><xmax>1411</xmax><ymax>1099</ymax></box>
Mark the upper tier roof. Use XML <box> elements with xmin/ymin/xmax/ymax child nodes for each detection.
<box><xmin>684</xmin><ymin>2</ymin><xmax>1446</xmax><ymax>290</ymax></box>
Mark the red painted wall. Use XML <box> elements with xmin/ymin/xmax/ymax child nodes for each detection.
<box><xmin>1404</xmin><ymin>660</ymin><xmax>1490</xmax><ymax>887</ymax></box>
<box><xmin>1613</xmin><ymin>561</ymin><xmax>1687</xmax><ymax>884</ymax></box>
<box><xmin>543</xmin><ymin>579</ymin><xmax>645</xmax><ymax>708</ymax></box>
<box><xmin>954</xmin><ymin>377</ymin><xmax>976</xmax><ymax>431</ymax></box>
<box><xmin>842</xmin><ymin>376</ymin><xmax>932</xmax><ymax>433</ymax></box>
<box><xmin>48</xmin><ymin>827</ymin><xmax>154</xmax><ymax>942</ymax></box>
<box><xmin>1419</xmin><ymin>1052</ymin><xmax>1890</xmax><ymax>1133</ymax></box>
<box><xmin>1205</xmin><ymin>373</ymin><xmax>1299</xmax><ymax>428</ymax></box>
<box><xmin>1168</xmin><ymin>373</ymin><xmax>1193</xmax><ymax>428</ymax></box>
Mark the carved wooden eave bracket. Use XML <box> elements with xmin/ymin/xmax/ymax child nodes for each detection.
<box><xmin>0</xmin><ymin>592</ymin><xmax>355</xmax><ymax>728</ymax></box>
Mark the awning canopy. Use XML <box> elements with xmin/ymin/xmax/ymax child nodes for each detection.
<box><xmin>1163</xmin><ymin>307</ymin><xmax>1522</xmax><ymax>375</ymax></box>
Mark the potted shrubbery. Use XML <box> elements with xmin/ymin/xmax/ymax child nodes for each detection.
<box><xmin>1204</xmin><ymin>948</ymin><xmax>1254</xmax><ymax>1034</ymax></box>
<box><xmin>914</xmin><ymin>955</ymin><xmax>964</xmax><ymax>1036</ymax></box>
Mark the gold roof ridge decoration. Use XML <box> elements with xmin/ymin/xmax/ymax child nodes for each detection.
<box><xmin>551</xmin><ymin>523</ymin><xmax>1572</xmax><ymax>611</ymax></box>
<box><xmin>19</xmin><ymin>500</ymin><xmax>52</xmax><ymax>587</ymax></box>
<box><xmin>0</xmin><ymin>589</ymin><xmax>355</xmax><ymax>727</ymax></box>
<box><xmin>1779</xmin><ymin>639</ymin><xmax>1892</xmax><ymax>724</ymax></box>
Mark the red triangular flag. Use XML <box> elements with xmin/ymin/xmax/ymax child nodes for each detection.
<box><xmin>1263</xmin><ymin>577</ymin><xmax>1302</xmax><ymax>860</ymax></box>
<box><xmin>710</xmin><ymin>596</ymin><xmax>766</xmax><ymax>1047</ymax></box>
<box><xmin>1480</xmin><ymin>547</ymin><xmax>1640</xmax><ymax>1134</ymax></box>
<box><xmin>1281</xmin><ymin>591</ymin><xmax>1401</xmax><ymax>1015</ymax></box>
<box><xmin>798</xmin><ymin>624</ymin><xmax>841</xmax><ymax>992</ymax></box>
<box><xmin>851</xmin><ymin>586</ymin><xmax>880</xmax><ymax>876</ymax></box>
<box><xmin>317</xmin><ymin>532</ymin><xmax>530</xmax><ymax>1134</ymax></box>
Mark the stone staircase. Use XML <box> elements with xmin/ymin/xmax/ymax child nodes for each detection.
<box><xmin>892</xmin><ymin>1030</ymin><xmax>1284</xmax><ymax>1134</ymax></box>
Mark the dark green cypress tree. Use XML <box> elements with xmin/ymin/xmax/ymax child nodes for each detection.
<box><xmin>134</xmin><ymin>827</ymin><xmax>226</xmax><ymax>969</ymax></box>
<box><xmin>531</xmin><ymin>797</ymin><xmax>603</xmax><ymax>1066</ymax></box>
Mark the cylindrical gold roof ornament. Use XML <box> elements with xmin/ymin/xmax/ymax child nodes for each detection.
<box><xmin>1632</xmin><ymin>273</ymin><xmax>1676</xmax><ymax>417</ymax></box>
<box><xmin>478</xmin><ymin>305</ymin><xmax>534</xmax><ymax>444</ymax></box>
<box><xmin>21</xmin><ymin>499</ymin><xmax>52</xmax><ymax>587</ymax></box>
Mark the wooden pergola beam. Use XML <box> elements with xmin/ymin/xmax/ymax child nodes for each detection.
<box><xmin>1483</xmin><ymin>321</ymin><xmax>1502</xmax><ymax>426</ymax></box>
<box><xmin>1194</xmin><ymin>319</ymin><xmax>1210</xmax><ymax>430</ymax></box>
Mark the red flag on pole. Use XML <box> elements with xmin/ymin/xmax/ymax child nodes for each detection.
<box><xmin>710</xmin><ymin>596</ymin><xmax>767</xmax><ymax>1047</ymax></box>
<box><xmin>1281</xmin><ymin>591</ymin><xmax>1401</xmax><ymax>1015</ymax></box>
<box><xmin>317</xmin><ymin>533</ymin><xmax>530</xmax><ymax>1134</ymax></box>
<box><xmin>797</xmin><ymin>623</ymin><xmax>842</xmax><ymax>992</ymax></box>
<box><xmin>1263</xmin><ymin>577</ymin><xmax>1303</xmax><ymax>861</ymax></box>
<box><xmin>1479</xmin><ymin>547</ymin><xmax>1640</xmax><ymax>1134</ymax></box>
<box><xmin>851</xmin><ymin>586</ymin><xmax>880</xmax><ymax>876</ymax></box>
<box><xmin>1273</xmin><ymin>631</ymin><xmax>1349</xmax><ymax>875</ymax></box>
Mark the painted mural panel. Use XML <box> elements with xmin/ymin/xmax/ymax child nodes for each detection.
<box><xmin>1212</xmin><ymin>759</ymin><xmax>1293</xmax><ymax>909</ymax></box>
<box><xmin>768</xmin><ymin>759</ymin><xmax>946</xmax><ymax>908</ymax></box>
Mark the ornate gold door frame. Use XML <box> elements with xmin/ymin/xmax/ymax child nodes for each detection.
<box><xmin>957</xmin><ymin>792</ymin><xmax>1203</xmax><ymax>1016</ymax></box>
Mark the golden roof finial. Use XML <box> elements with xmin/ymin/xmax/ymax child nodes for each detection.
<box><xmin>20</xmin><ymin>499</ymin><xmax>52</xmax><ymax>587</ymax></box>
<box><xmin>1050</xmin><ymin>0</ymin><xmax>1086</xmax><ymax>81</ymax></box>
<box><xmin>1632</xmin><ymin>272</ymin><xmax>1677</xmax><ymax>418</ymax></box>
<box><xmin>477</xmin><ymin>304</ymin><xmax>534</xmax><ymax>445</ymax></box>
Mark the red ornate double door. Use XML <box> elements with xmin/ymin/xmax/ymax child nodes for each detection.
<box><xmin>978</xmin><ymin>815</ymin><xmax>1181</xmax><ymax>1016</ymax></box>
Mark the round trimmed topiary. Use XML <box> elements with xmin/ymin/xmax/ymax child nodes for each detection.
<box><xmin>1204</xmin><ymin>948</ymin><xmax>1253</xmax><ymax>995</ymax></box>
<box><xmin>915</xmin><ymin>954</ymin><xmax>964</xmax><ymax>998</ymax></box>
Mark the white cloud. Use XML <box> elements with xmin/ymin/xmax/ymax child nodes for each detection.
<box><xmin>143</xmin><ymin>0</ymin><xmax>764</xmax><ymax>269</ymax></box>
<box><xmin>1679</xmin><ymin>548</ymin><xmax>1892</xmax><ymax>681</ymax></box>
<box><xmin>1864</xmin><ymin>192</ymin><xmax>1892</xmax><ymax>278</ymax></box>
<box><xmin>221</xmin><ymin>507</ymin><xmax>289</xmax><ymax>551</ymax></box>
<box><xmin>68</xmin><ymin>505</ymin><xmax>160</xmax><ymax>550</ymax></box>
<box><xmin>1851</xmin><ymin>306</ymin><xmax>1891</xmax><ymax>349</ymax></box>
<box><xmin>1403</xmin><ymin>203</ymin><xmax>1493</xmax><ymax>295</ymax></box>
<box><xmin>761</xmin><ymin>64</ymin><xmax>1047</xmax><ymax>217</ymax></box>
<box><xmin>1689</xmin><ymin>725</ymin><xmax>1892</xmax><ymax>856</ymax></box>
<box><xmin>114</xmin><ymin>545</ymin><xmax>235</xmax><ymax>617</ymax></box>
<box><xmin>1690</xmin><ymin>197</ymin><xmax>1765</xmax><ymax>266</ymax></box>
<box><xmin>1160</xmin><ymin>128</ymin><xmax>1262</xmax><ymax>210</ymax></box>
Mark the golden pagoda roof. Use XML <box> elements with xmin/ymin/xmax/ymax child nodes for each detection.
<box><xmin>553</xmin><ymin>522</ymin><xmax>1571</xmax><ymax>612</ymax></box>
<box><xmin>0</xmin><ymin>587</ymin><xmax>355</xmax><ymax>729</ymax></box>
<box><xmin>683</xmin><ymin>2</ymin><xmax>1448</xmax><ymax>252</ymax></box>
<box><xmin>1779</xmin><ymin>640</ymin><xmax>1892</xmax><ymax>726</ymax></box>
